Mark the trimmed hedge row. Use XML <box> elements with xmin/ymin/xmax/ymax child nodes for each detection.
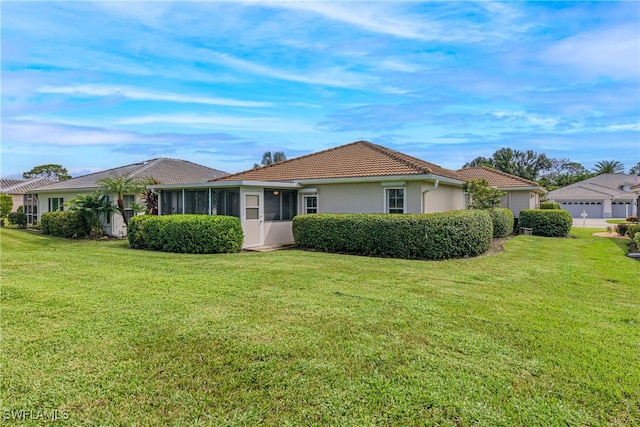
<box><xmin>518</xmin><ymin>209</ymin><xmax>572</xmax><ymax>237</ymax></box>
<box><xmin>488</xmin><ymin>208</ymin><xmax>514</xmax><ymax>238</ymax></box>
<box><xmin>540</xmin><ymin>201</ymin><xmax>561</xmax><ymax>210</ymax></box>
<box><xmin>292</xmin><ymin>210</ymin><xmax>493</xmax><ymax>260</ymax></box>
<box><xmin>128</xmin><ymin>215</ymin><xmax>243</xmax><ymax>254</ymax></box>
<box><xmin>41</xmin><ymin>211</ymin><xmax>89</xmax><ymax>238</ymax></box>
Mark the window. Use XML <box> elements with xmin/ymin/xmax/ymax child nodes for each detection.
<box><xmin>304</xmin><ymin>195</ymin><xmax>318</xmax><ymax>214</ymax></box>
<box><xmin>211</xmin><ymin>188</ymin><xmax>240</xmax><ymax>217</ymax></box>
<box><xmin>123</xmin><ymin>195</ymin><xmax>135</xmax><ymax>223</ymax></box>
<box><xmin>161</xmin><ymin>190</ymin><xmax>183</xmax><ymax>215</ymax></box>
<box><xmin>386</xmin><ymin>188</ymin><xmax>404</xmax><ymax>214</ymax></box>
<box><xmin>48</xmin><ymin>197</ymin><xmax>64</xmax><ymax>212</ymax></box>
<box><xmin>264</xmin><ymin>189</ymin><xmax>297</xmax><ymax>221</ymax></box>
<box><xmin>184</xmin><ymin>190</ymin><xmax>209</xmax><ymax>214</ymax></box>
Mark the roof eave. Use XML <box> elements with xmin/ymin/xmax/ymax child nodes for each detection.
<box><xmin>298</xmin><ymin>174</ymin><xmax>464</xmax><ymax>186</ymax></box>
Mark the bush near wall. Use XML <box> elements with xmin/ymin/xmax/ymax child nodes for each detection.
<box><xmin>128</xmin><ymin>215</ymin><xmax>243</xmax><ymax>254</ymax></box>
<box><xmin>518</xmin><ymin>209</ymin><xmax>573</xmax><ymax>237</ymax></box>
<box><xmin>7</xmin><ymin>212</ymin><xmax>27</xmax><ymax>228</ymax></box>
<box><xmin>293</xmin><ymin>210</ymin><xmax>493</xmax><ymax>260</ymax></box>
<box><xmin>540</xmin><ymin>201</ymin><xmax>561</xmax><ymax>210</ymax></box>
<box><xmin>488</xmin><ymin>208</ymin><xmax>514</xmax><ymax>238</ymax></box>
<box><xmin>41</xmin><ymin>211</ymin><xmax>89</xmax><ymax>238</ymax></box>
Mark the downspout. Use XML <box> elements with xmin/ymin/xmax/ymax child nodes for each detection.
<box><xmin>421</xmin><ymin>179</ymin><xmax>439</xmax><ymax>213</ymax></box>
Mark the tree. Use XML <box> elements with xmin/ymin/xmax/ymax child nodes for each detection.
<box><xmin>23</xmin><ymin>164</ymin><xmax>71</xmax><ymax>181</ymax></box>
<box><xmin>464</xmin><ymin>148</ymin><xmax>551</xmax><ymax>181</ymax></box>
<box><xmin>253</xmin><ymin>151</ymin><xmax>287</xmax><ymax>168</ymax></box>
<box><xmin>97</xmin><ymin>174</ymin><xmax>144</xmax><ymax>226</ymax></box>
<box><xmin>463</xmin><ymin>179</ymin><xmax>506</xmax><ymax>209</ymax></box>
<box><xmin>0</xmin><ymin>194</ymin><xmax>13</xmax><ymax>218</ymax></box>
<box><xmin>593</xmin><ymin>160</ymin><xmax>624</xmax><ymax>175</ymax></box>
<box><xmin>538</xmin><ymin>159</ymin><xmax>592</xmax><ymax>190</ymax></box>
<box><xmin>66</xmin><ymin>192</ymin><xmax>116</xmax><ymax>239</ymax></box>
<box><xmin>629</xmin><ymin>162</ymin><xmax>640</xmax><ymax>175</ymax></box>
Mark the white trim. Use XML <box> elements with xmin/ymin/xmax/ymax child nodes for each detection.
<box><xmin>384</xmin><ymin>186</ymin><xmax>406</xmax><ymax>214</ymax></box>
<box><xmin>303</xmin><ymin>194</ymin><xmax>318</xmax><ymax>214</ymax></box>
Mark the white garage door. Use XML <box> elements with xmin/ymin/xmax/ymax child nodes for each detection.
<box><xmin>561</xmin><ymin>202</ymin><xmax>602</xmax><ymax>218</ymax></box>
<box><xmin>612</xmin><ymin>202</ymin><xmax>631</xmax><ymax>218</ymax></box>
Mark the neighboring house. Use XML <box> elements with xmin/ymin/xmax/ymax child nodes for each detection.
<box><xmin>26</xmin><ymin>158</ymin><xmax>228</xmax><ymax>236</ymax></box>
<box><xmin>0</xmin><ymin>177</ymin><xmax>56</xmax><ymax>213</ymax></box>
<box><xmin>150</xmin><ymin>141</ymin><xmax>466</xmax><ymax>248</ymax></box>
<box><xmin>457</xmin><ymin>166</ymin><xmax>545</xmax><ymax>218</ymax></box>
<box><xmin>546</xmin><ymin>173</ymin><xmax>638</xmax><ymax>218</ymax></box>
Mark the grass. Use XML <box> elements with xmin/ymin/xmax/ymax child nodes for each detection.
<box><xmin>606</xmin><ymin>219</ymin><xmax>637</xmax><ymax>224</ymax></box>
<box><xmin>1</xmin><ymin>228</ymin><xmax>639</xmax><ymax>426</ymax></box>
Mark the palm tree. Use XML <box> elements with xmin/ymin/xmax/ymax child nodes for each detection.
<box><xmin>97</xmin><ymin>174</ymin><xmax>144</xmax><ymax>226</ymax></box>
<box><xmin>629</xmin><ymin>162</ymin><xmax>640</xmax><ymax>175</ymax></box>
<box><xmin>593</xmin><ymin>160</ymin><xmax>624</xmax><ymax>175</ymax></box>
<box><xmin>66</xmin><ymin>191</ymin><xmax>116</xmax><ymax>238</ymax></box>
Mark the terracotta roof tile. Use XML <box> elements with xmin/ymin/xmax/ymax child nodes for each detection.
<box><xmin>213</xmin><ymin>141</ymin><xmax>460</xmax><ymax>182</ymax></box>
<box><xmin>457</xmin><ymin>166</ymin><xmax>542</xmax><ymax>188</ymax></box>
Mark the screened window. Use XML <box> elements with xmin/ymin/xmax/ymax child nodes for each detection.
<box><xmin>386</xmin><ymin>188</ymin><xmax>404</xmax><ymax>214</ymax></box>
<box><xmin>161</xmin><ymin>191</ymin><xmax>183</xmax><ymax>215</ymax></box>
<box><xmin>211</xmin><ymin>188</ymin><xmax>240</xmax><ymax>217</ymax></box>
<box><xmin>184</xmin><ymin>190</ymin><xmax>209</xmax><ymax>214</ymax></box>
<box><xmin>264</xmin><ymin>189</ymin><xmax>297</xmax><ymax>221</ymax></box>
<box><xmin>304</xmin><ymin>195</ymin><xmax>318</xmax><ymax>214</ymax></box>
<box><xmin>48</xmin><ymin>197</ymin><xmax>64</xmax><ymax>212</ymax></box>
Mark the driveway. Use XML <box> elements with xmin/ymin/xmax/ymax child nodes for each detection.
<box><xmin>572</xmin><ymin>218</ymin><xmax>619</xmax><ymax>229</ymax></box>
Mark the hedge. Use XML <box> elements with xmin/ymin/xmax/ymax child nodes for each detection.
<box><xmin>626</xmin><ymin>224</ymin><xmax>639</xmax><ymax>240</ymax></box>
<box><xmin>292</xmin><ymin>210</ymin><xmax>493</xmax><ymax>260</ymax></box>
<box><xmin>41</xmin><ymin>211</ymin><xmax>89</xmax><ymax>238</ymax></box>
<box><xmin>128</xmin><ymin>215</ymin><xmax>243</xmax><ymax>254</ymax></box>
<box><xmin>7</xmin><ymin>211</ymin><xmax>27</xmax><ymax>228</ymax></box>
<box><xmin>540</xmin><ymin>201</ymin><xmax>561</xmax><ymax>210</ymax></box>
<box><xmin>487</xmin><ymin>208</ymin><xmax>514</xmax><ymax>238</ymax></box>
<box><xmin>518</xmin><ymin>209</ymin><xmax>573</xmax><ymax>237</ymax></box>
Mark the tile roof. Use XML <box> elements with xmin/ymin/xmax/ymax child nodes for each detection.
<box><xmin>0</xmin><ymin>177</ymin><xmax>56</xmax><ymax>193</ymax></box>
<box><xmin>547</xmin><ymin>173</ymin><xmax>637</xmax><ymax>200</ymax></box>
<box><xmin>213</xmin><ymin>140</ymin><xmax>461</xmax><ymax>182</ymax></box>
<box><xmin>457</xmin><ymin>166</ymin><xmax>543</xmax><ymax>189</ymax></box>
<box><xmin>33</xmin><ymin>158</ymin><xmax>228</xmax><ymax>192</ymax></box>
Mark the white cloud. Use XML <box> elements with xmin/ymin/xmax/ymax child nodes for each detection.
<box><xmin>38</xmin><ymin>85</ymin><xmax>273</xmax><ymax>107</ymax></box>
<box><xmin>542</xmin><ymin>25</ymin><xmax>640</xmax><ymax>80</ymax></box>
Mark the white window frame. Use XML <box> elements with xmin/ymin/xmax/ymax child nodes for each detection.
<box><xmin>303</xmin><ymin>195</ymin><xmax>318</xmax><ymax>214</ymax></box>
<box><xmin>48</xmin><ymin>197</ymin><xmax>64</xmax><ymax>212</ymax></box>
<box><xmin>384</xmin><ymin>187</ymin><xmax>405</xmax><ymax>214</ymax></box>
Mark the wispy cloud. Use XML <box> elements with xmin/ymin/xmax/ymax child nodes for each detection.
<box><xmin>38</xmin><ymin>85</ymin><xmax>273</xmax><ymax>107</ymax></box>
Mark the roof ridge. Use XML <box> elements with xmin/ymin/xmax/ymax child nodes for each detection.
<box><xmin>129</xmin><ymin>158</ymin><xmax>163</xmax><ymax>178</ymax></box>
<box><xmin>365</xmin><ymin>142</ymin><xmax>433</xmax><ymax>174</ymax></box>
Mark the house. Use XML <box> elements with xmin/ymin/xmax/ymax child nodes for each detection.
<box><xmin>0</xmin><ymin>177</ymin><xmax>56</xmax><ymax>213</ymax></box>
<box><xmin>150</xmin><ymin>141</ymin><xmax>466</xmax><ymax>248</ymax></box>
<box><xmin>26</xmin><ymin>158</ymin><xmax>228</xmax><ymax>236</ymax></box>
<box><xmin>546</xmin><ymin>173</ymin><xmax>638</xmax><ymax>218</ymax></box>
<box><xmin>457</xmin><ymin>166</ymin><xmax>545</xmax><ymax>218</ymax></box>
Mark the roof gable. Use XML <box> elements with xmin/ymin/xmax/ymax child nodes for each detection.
<box><xmin>33</xmin><ymin>158</ymin><xmax>228</xmax><ymax>192</ymax></box>
<box><xmin>457</xmin><ymin>166</ymin><xmax>542</xmax><ymax>189</ymax></box>
<box><xmin>547</xmin><ymin>173</ymin><xmax>638</xmax><ymax>200</ymax></box>
<box><xmin>214</xmin><ymin>140</ymin><xmax>460</xmax><ymax>182</ymax></box>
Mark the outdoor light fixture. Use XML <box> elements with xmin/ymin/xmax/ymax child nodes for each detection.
<box><xmin>273</xmin><ymin>191</ymin><xmax>280</xmax><ymax>196</ymax></box>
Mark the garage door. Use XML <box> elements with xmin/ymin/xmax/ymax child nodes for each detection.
<box><xmin>612</xmin><ymin>202</ymin><xmax>631</xmax><ymax>218</ymax></box>
<box><xmin>561</xmin><ymin>202</ymin><xmax>602</xmax><ymax>218</ymax></box>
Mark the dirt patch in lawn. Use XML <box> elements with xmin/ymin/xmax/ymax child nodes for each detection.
<box><xmin>592</xmin><ymin>232</ymin><xmax>630</xmax><ymax>239</ymax></box>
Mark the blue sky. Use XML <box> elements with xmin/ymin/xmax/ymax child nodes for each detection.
<box><xmin>2</xmin><ymin>1</ymin><xmax>639</xmax><ymax>178</ymax></box>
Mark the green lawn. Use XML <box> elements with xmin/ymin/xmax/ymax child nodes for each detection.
<box><xmin>1</xmin><ymin>228</ymin><xmax>639</xmax><ymax>426</ymax></box>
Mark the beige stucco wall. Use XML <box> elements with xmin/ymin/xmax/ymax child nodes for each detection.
<box><xmin>422</xmin><ymin>183</ymin><xmax>465</xmax><ymax>213</ymax></box>
<box><xmin>264</xmin><ymin>221</ymin><xmax>294</xmax><ymax>246</ymax></box>
<box><xmin>502</xmin><ymin>190</ymin><xmax>537</xmax><ymax>217</ymax></box>
<box><xmin>8</xmin><ymin>194</ymin><xmax>23</xmax><ymax>212</ymax></box>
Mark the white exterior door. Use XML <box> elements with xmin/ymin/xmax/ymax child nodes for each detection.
<box><xmin>243</xmin><ymin>191</ymin><xmax>263</xmax><ymax>247</ymax></box>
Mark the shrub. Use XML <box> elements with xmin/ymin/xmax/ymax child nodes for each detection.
<box><xmin>518</xmin><ymin>209</ymin><xmax>572</xmax><ymax>237</ymax></box>
<box><xmin>7</xmin><ymin>212</ymin><xmax>27</xmax><ymax>228</ymax></box>
<box><xmin>293</xmin><ymin>210</ymin><xmax>493</xmax><ymax>260</ymax></box>
<box><xmin>128</xmin><ymin>215</ymin><xmax>243</xmax><ymax>254</ymax></box>
<box><xmin>41</xmin><ymin>211</ymin><xmax>89</xmax><ymax>238</ymax></box>
<box><xmin>626</xmin><ymin>224</ymin><xmax>639</xmax><ymax>240</ymax></box>
<box><xmin>540</xmin><ymin>201</ymin><xmax>561</xmax><ymax>210</ymax></box>
<box><xmin>626</xmin><ymin>216</ymin><xmax>638</xmax><ymax>223</ymax></box>
<box><xmin>487</xmin><ymin>208</ymin><xmax>514</xmax><ymax>238</ymax></box>
<box><xmin>636</xmin><ymin>231</ymin><xmax>640</xmax><ymax>246</ymax></box>
<box><xmin>615</xmin><ymin>223</ymin><xmax>629</xmax><ymax>237</ymax></box>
